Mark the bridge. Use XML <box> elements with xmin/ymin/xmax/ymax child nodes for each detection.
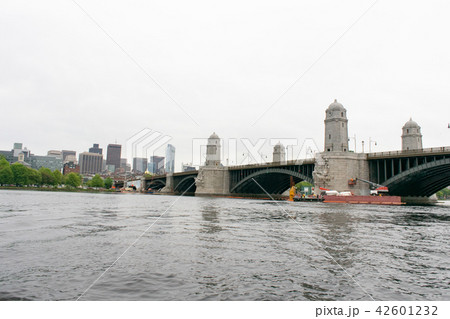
<box><xmin>141</xmin><ymin>147</ymin><xmax>450</xmax><ymax>198</ymax></box>
<box><xmin>143</xmin><ymin>159</ymin><xmax>315</xmax><ymax>196</ymax></box>
<box><xmin>228</xmin><ymin>159</ymin><xmax>315</xmax><ymax>195</ymax></box>
<box><xmin>368</xmin><ymin>147</ymin><xmax>450</xmax><ymax>197</ymax></box>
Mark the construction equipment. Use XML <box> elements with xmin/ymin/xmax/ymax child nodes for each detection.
<box><xmin>354</xmin><ymin>178</ymin><xmax>389</xmax><ymax>195</ymax></box>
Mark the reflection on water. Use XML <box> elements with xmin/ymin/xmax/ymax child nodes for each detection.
<box><xmin>0</xmin><ymin>190</ymin><xmax>448</xmax><ymax>301</ymax></box>
<box><xmin>200</xmin><ymin>205</ymin><xmax>222</xmax><ymax>234</ymax></box>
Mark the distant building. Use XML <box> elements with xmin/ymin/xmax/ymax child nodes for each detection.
<box><xmin>120</xmin><ymin>158</ymin><xmax>131</xmax><ymax>172</ymax></box>
<box><xmin>79</xmin><ymin>152</ymin><xmax>103</xmax><ymax>175</ymax></box>
<box><xmin>182</xmin><ymin>163</ymin><xmax>196</xmax><ymax>172</ymax></box>
<box><xmin>62</xmin><ymin>150</ymin><xmax>76</xmax><ymax>163</ymax></box>
<box><xmin>30</xmin><ymin>155</ymin><xmax>63</xmax><ymax>171</ymax></box>
<box><xmin>133</xmin><ymin>157</ymin><xmax>148</xmax><ymax>174</ymax></box>
<box><xmin>89</xmin><ymin>143</ymin><xmax>103</xmax><ymax>155</ymax></box>
<box><xmin>63</xmin><ymin>162</ymin><xmax>80</xmax><ymax>175</ymax></box>
<box><xmin>402</xmin><ymin>118</ymin><xmax>423</xmax><ymax>151</ymax></box>
<box><xmin>16</xmin><ymin>152</ymin><xmax>31</xmax><ymax>167</ymax></box>
<box><xmin>47</xmin><ymin>150</ymin><xmax>62</xmax><ymax>159</ymax></box>
<box><xmin>11</xmin><ymin>143</ymin><xmax>31</xmax><ymax>161</ymax></box>
<box><xmin>149</xmin><ymin>156</ymin><xmax>165</xmax><ymax>174</ymax></box>
<box><xmin>0</xmin><ymin>150</ymin><xmax>13</xmax><ymax>163</ymax></box>
<box><xmin>106</xmin><ymin>144</ymin><xmax>121</xmax><ymax>173</ymax></box>
<box><xmin>106</xmin><ymin>165</ymin><xmax>116</xmax><ymax>173</ymax></box>
<box><xmin>13</xmin><ymin>143</ymin><xmax>23</xmax><ymax>157</ymax></box>
<box><xmin>1</xmin><ymin>143</ymin><xmax>31</xmax><ymax>164</ymax></box>
<box><xmin>165</xmin><ymin>144</ymin><xmax>175</xmax><ymax>173</ymax></box>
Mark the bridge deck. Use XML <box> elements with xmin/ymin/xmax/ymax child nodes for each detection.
<box><xmin>368</xmin><ymin>146</ymin><xmax>450</xmax><ymax>159</ymax></box>
<box><xmin>228</xmin><ymin>158</ymin><xmax>315</xmax><ymax>170</ymax></box>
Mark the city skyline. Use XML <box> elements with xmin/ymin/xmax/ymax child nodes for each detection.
<box><xmin>0</xmin><ymin>110</ymin><xmax>445</xmax><ymax>173</ymax></box>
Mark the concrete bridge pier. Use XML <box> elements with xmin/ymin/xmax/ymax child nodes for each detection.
<box><xmin>313</xmin><ymin>152</ymin><xmax>370</xmax><ymax>195</ymax></box>
<box><xmin>195</xmin><ymin>167</ymin><xmax>230</xmax><ymax>196</ymax></box>
<box><xmin>160</xmin><ymin>173</ymin><xmax>174</xmax><ymax>193</ymax></box>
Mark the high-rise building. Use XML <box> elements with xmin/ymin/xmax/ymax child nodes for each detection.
<box><xmin>106</xmin><ymin>144</ymin><xmax>121</xmax><ymax>173</ymax></box>
<box><xmin>149</xmin><ymin>156</ymin><xmax>165</xmax><ymax>174</ymax></box>
<box><xmin>120</xmin><ymin>158</ymin><xmax>131</xmax><ymax>172</ymax></box>
<box><xmin>402</xmin><ymin>118</ymin><xmax>423</xmax><ymax>151</ymax></box>
<box><xmin>89</xmin><ymin>143</ymin><xmax>103</xmax><ymax>155</ymax></box>
<box><xmin>79</xmin><ymin>152</ymin><xmax>103</xmax><ymax>175</ymax></box>
<box><xmin>133</xmin><ymin>157</ymin><xmax>148</xmax><ymax>174</ymax></box>
<box><xmin>324</xmin><ymin>99</ymin><xmax>349</xmax><ymax>152</ymax></box>
<box><xmin>165</xmin><ymin>144</ymin><xmax>175</xmax><ymax>173</ymax></box>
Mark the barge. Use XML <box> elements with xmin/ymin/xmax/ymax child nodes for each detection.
<box><xmin>322</xmin><ymin>195</ymin><xmax>404</xmax><ymax>205</ymax></box>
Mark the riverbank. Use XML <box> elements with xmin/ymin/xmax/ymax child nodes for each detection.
<box><xmin>0</xmin><ymin>186</ymin><xmax>117</xmax><ymax>194</ymax></box>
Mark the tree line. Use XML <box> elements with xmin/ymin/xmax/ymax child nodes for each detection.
<box><xmin>0</xmin><ymin>156</ymin><xmax>113</xmax><ymax>189</ymax></box>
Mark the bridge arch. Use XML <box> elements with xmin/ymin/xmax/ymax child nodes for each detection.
<box><xmin>174</xmin><ymin>176</ymin><xmax>197</xmax><ymax>193</ymax></box>
<box><xmin>230</xmin><ymin>168</ymin><xmax>313</xmax><ymax>194</ymax></box>
<box><xmin>147</xmin><ymin>179</ymin><xmax>166</xmax><ymax>190</ymax></box>
<box><xmin>384</xmin><ymin>158</ymin><xmax>450</xmax><ymax>197</ymax></box>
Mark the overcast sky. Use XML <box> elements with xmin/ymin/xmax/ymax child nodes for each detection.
<box><xmin>1</xmin><ymin>0</ymin><xmax>449</xmax><ymax>171</ymax></box>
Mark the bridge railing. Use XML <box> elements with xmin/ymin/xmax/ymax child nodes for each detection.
<box><xmin>368</xmin><ymin>146</ymin><xmax>450</xmax><ymax>158</ymax></box>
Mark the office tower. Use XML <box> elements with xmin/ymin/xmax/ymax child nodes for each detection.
<box><xmin>106</xmin><ymin>144</ymin><xmax>121</xmax><ymax>172</ymax></box>
<box><xmin>133</xmin><ymin>157</ymin><xmax>148</xmax><ymax>174</ymax></box>
<box><xmin>89</xmin><ymin>143</ymin><xmax>103</xmax><ymax>155</ymax></box>
<box><xmin>79</xmin><ymin>152</ymin><xmax>103</xmax><ymax>175</ymax></box>
<box><xmin>149</xmin><ymin>156</ymin><xmax>165</xmax><ymax>174</ymax></box>
<box><xmin>165</xmin><ymin>144</ymin><xmax>175</xmax><ymax>173</ymax></box>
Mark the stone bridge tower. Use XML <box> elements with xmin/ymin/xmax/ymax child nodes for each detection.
<box><xmin>402</xmin><ymin>118</ymin><xmax>423</xmax><ymax>151</ymax></box>
<box><xmin>196</xmin><ymin>132</ymin><xmax>230</xmax><ymax>196</ymax></box>
<box><xmin>272</xmin><ymin>142</ymin><xmax>286</xmax><ymax>163</ymax></box>
<box><xmin>314</xmin><ymin>99</ymin><xmax>370</xmax><ymax>195</ymax></box>
<box><xmin>324</xmin><ymin>99</ymin><xmax>349</xmax><ymax>152</ymax></box>
<box><xmin>205</xmin><ymin>132</ymin><xmax>221</xmax><ymax>166</ymax></box>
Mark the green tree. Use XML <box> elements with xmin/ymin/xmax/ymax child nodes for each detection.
<box><xmin>11</xmin><ymin>163</ymin><xmax>30</xmax><ymax>186</ymax></box>
<box><xmin>53</xmin><ymin>170</ymin><xmax>63</xmax><ymax>185</ymax></box>
<box><xmin>65</xmin><ymin>172</ymin><xmax>81</xmax><ymax>188</ymax></box>
<box><xmin>295</xmin><ymin>181</ymin><xmax>313</xmax><ymax>188</ymax></box>
<box><xmin>104</xmin><ymin>177</ymin><xmax>113</xmax><ymax>189</ymax></box>
<box><xmin>28</xmin><ymin>168</ymin><xmax>41</xmax><ymax>185</ymax></box>
<box><xmin>39</xmin><ymin>167</ymin><xmax>55</xmax><ymax>185</ymax></box>
<box><xmin>436</xmin><ymin>187</ymin><xmax>450</xmax><ymax>199</ymax></box>
<box><xmin>89</xmin><ymin>174</ymin><xmax>104</xmax><ymax>188</ymax></box>
<box><xmin>0</xmin><ymin>157</ymin><xmax>9</xmax><ymax>169</ymax></box>
<box><xmin>0</xmin><ymin>165</ymin><xmax>14</xmax><ymax>185</ymax></box>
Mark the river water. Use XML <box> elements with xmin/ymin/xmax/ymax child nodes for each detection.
<box><xmin>0</xmin><ymin>190</ymin><xmax>448</xmax><ymax>301</ymax></box>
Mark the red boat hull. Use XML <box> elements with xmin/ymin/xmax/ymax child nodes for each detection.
<box><xmin>323</xmin><ymin>195</ymin><xmax>404</xmax><ymax>205</ymax></box>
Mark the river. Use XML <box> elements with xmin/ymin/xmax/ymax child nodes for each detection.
<box><xmin>0</xmin><ymin>190</ymin><xmax>448</xmax><ymax>301</ymax></box>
